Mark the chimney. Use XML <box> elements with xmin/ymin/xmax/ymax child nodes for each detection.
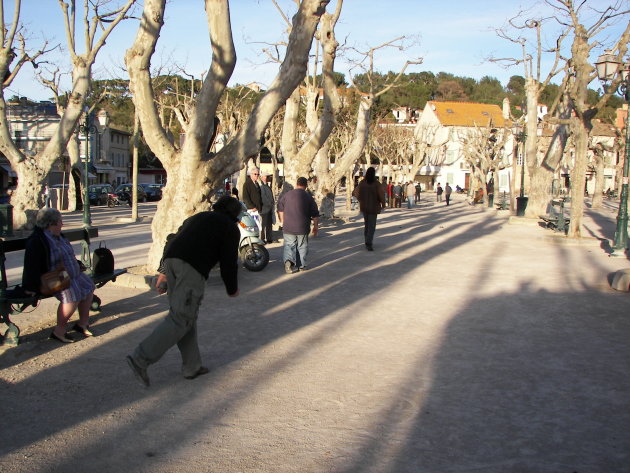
<box><xmin>502</xmin><ymin>97</ymin><xmax>510</xmax><ymax>120</ymax></box>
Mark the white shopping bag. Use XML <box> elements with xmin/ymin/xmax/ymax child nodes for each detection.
<box><xmin>248</xmin><ymin>209</ymin><xmax>262</xmax><ymax>232</ymax></box>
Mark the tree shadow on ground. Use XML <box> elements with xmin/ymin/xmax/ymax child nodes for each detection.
<box><xmin>0</xmin><ymin>203</ymin><xmax>521</xmax><ymax>472</ymax></box>
<box><xmin>335</xmin><ymin>285</ymin><xmax>630</xmax><ymax>473</ymax></box>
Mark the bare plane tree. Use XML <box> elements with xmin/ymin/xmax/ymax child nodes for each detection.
<box><xmin>546</xmin><ymin>0</ymin><xmax>629</xmax><ymax>238</ymax></box>
<box><xmin>459</xmin><ymin>123</ymin><xmax>510</xmax><ymax>197</ymax></box>
<box><xmin>0</xmin><ymin>0</ymin><xmax>136</xmax><ymax>228</ymax></box>
<box><xmin>314</xmin><ymin>37</ymin><xmax>422</xmax><ymax>200</ymax></box>
<box><xmin>491</xmin><ymin>12</ymin><xmax>569</xmax><ymax>218</ymax></box>
<box><xmin>125</xmin><ymin>0</ymin><xmax>330</xmax><ymax>269</ymax></box>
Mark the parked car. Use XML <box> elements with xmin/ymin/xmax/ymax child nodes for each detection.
<box><xmin>139</xmin><ymin>183</ymin><xmax>163</xmax><ymax>201</ymax></box>
<box><xmin>115</xmin><ymin>184</ymin><xmax>147</xmax><ymax>203</ymax></box>
<box><xmin>88</xmin><ymin>184</ymin><xmax>114</xmax><ymax>206</ymax></box>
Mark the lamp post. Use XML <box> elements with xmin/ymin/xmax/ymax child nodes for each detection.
<box><xmin>78</xmin><ymin>110</ymin><xmax>96</xmax><ymax>229</ymax></box>
<box><xmin>78</xmin><ymin>109</ymin><xmax>109</xmax><ymax>229</ymax></box>
<box><xmin>595</xmin><ymin>51</ymin><xmax>629</xmax><ymax>256</ymax></box>
<box><xmin>515</xmin><ymin>130</ymin><xmax>528</xmax><ymax>216</ymax></box>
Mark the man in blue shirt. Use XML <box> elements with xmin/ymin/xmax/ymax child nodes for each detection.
<box><xmin>277</xmin><ymin>177</ymin><xmax>319</xmax><ymax>273</ymax></box>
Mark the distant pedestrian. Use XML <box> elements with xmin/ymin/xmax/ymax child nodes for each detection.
<box><xmin>415</xmin><ymin>182</ymin><xmax>421</xmax><ymax>203</ymax></box>
<box><xmin>260</xmin><ymin>173</ymin><xmax>275</xmax><ymax>243</ymax></box>
<box><xmin>406</xmin><ymin>181</ymin><xmax>415</xmax><ymax>209</ymax></box>
<box><xmin>392</xmin><ymin>183</ymin><xmax>402</xmax><ymax>208</ymax></box>
<box><xmin>43</xmin><ymin>185</ymin><xmax>51</xmax><ymax>207</ymax></box>
<box><xmin>387</xmin><ymin>181</ymin><xmax>393</xmax><ymax>207</ymax></box>
<box><xmin>445</xmin><ymin>183</ymin><xmax>452</xmax><ymax>206</ymax></box>
<box><xmin>353</xmin><ymin>167</ymin><xmax>385</xmax><ymax>251</ymax></box>
<box><xmin>126</xmin><ymin>196</ymin><xmax>241</xmax><ymax>387</ymax></box>
<box><xmin>436</xmin><ymin>183</ymin><xmax>443</xmax><ymax>202</ymax></box>
<box><xmin>277</xmin><ymin>177</ymin><xmax>319</xmax><ymax>273</ymax></box>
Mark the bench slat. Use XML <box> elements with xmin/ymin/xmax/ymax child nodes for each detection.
<box><xmin>1</xmin><ymin>227</ymin><xmax>98</xmax><ymax>252</ymax></box>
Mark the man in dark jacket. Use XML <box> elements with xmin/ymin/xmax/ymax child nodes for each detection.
<box><xmin>277</xmin><ymin>177</ymin><xmax>319</xmax><ymax>273</ymax></box>
<box><xmin>353</xmin><ymin>167</ymin><xmax>385</xmax><ymax>251</ymax></box>
<box><xmin>242</xmin><ymin>166</ymin><xmax>262</xmax><ymax>212</ymax></box>
<box><xmin>392</xmin><ymin>182</ymin><xmax>403</xmax><ymax>208</ymax></box>
<box><xmin>126</xmin><ymin>196</ymin><xmax>241</xmax><ymax>387</ymax></box>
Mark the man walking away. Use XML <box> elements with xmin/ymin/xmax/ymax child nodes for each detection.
<box><xmin>126</xmin><ymin>196</ymin><xmax>241</xmax><ymax>387</ymax></box>
<box><xmin>392</xmin><ymin>182</ymin><xmax>403</xmax><ymax>208</ymax></box>
<box><xmin>445</xmin><ymin>183</ymin><xmax>452</xmax><ymax>206</ymax></box>
<box><xmin>277</xmin><ymin>177</ymin><xmax>319</xmax><ymax>273</ymax></box>
<box><xmin>406</xmin><ymin>181</ymin><xmax>416</xmax><ymax>209</ymax></box>
<box><xmin>260</xmin><ymin>173</ymin><xmax>275</xmax><ymax>243</ymax></box>
<box><xmin>353</xmin><ymin>167</ymin><xmax>385</xmax><ymax>251</ymax></box>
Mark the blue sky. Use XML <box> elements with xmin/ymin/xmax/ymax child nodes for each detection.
<box><xmin>7</xmin><ymin>0</ymin><xmax>629</xmax><ymax>101</ymax></box>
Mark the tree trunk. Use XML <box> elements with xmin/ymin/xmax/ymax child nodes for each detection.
<box><xmin>568</xmin><ymin>119</ymin><xmax>588</xmax><ymax>238</ymax></box>
<box><xmin>127</xmin><ymin>0</ymin><xmax>329</xmax><ymax>269</ymax></box>
<box><xmin>591</xmin><ymin>156</ymin><xmax>604</xmax><ymax>209</ymax></box>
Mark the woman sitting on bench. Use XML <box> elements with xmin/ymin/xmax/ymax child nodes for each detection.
<box><xmin>22</xmin><ymin>208</ymin><xmax>95</xmax><ymax>343</ymax></box>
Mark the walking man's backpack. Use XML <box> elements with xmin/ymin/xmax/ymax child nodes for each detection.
<box><xmin>93</xmin><ymin>242</ymin><xmax>114</xmax><ymax>275</ymax></box>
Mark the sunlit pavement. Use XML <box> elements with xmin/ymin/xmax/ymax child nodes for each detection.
<box><xmin>1</xmin><ymin>194</ymin><xmax>629</xmax><ymax>472</ymax></box>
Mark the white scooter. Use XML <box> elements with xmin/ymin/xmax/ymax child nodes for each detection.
<box><xmin>238</xmin><ymin>205</ymin><xmax>269</xmax><ymax>272</ymax></box>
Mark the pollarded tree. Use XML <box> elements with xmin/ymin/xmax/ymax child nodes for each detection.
<box><xmin>459</xmin><ymin>123</ymin><xmax>510</xmax><ymax>196</ymax></box>
<box><xmin>549</xmin><ymin>0</ymin><xmax>629</xmax><ymax>238</ymax></box>
<box><xmin>125</xmin><ymin>0</ymin><xmax>330</xmax><ymax>269</ymax></box>
<box><xmin>313</xmin><ymin>37</ymin><xmax>422</xmax><ymax>199</ymax></box>
<box><xmin>0</xmin><ymin>0</ymin><xmax>135</xmax><ymax>227</ymax></box>
<box><xmin>279</xmin><ymin>0</ymin><xmax>343</xmax><ymax>190</ymax></box>
<box><xmin>491</xmin><ymin>13</ymin><xmax>569</xmax><ymax>219</ymax></box>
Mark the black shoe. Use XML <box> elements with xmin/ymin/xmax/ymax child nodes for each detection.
<box><xmin>284</xmin><ymin>261</ymin><xmax>298</xmax><ymax>274</ymax></box>
<box><xmin>50</xmin><ymin>331</ymin><xmax>75</xmax><ymax>343</ymax></box>
<box><xmin>126</xmin><ymin>355</ymin><xmax>150</xmax><ymax>387</ymax></box>
<box><xmin>366</xmin><ymin>244</ymin><xmax>374</xmax><ymax>251</ymax></box>
<box><xmin>185</xmin><ymin>366</ymin><xmax>210</xmax><ymax>380</ymax></box>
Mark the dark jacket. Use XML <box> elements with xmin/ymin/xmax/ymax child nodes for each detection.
<box><xmin>164</xmin><ymin>211</ymin><xmax>239</xmax><ymax>294</ymax></box>
<box><xmin>353</xmin><ymin>179</ymin><xmax>385</xmax><ymax>215</ymax></box>
<box><xmin>277</xmin><ymin>188</ymin><xmax>319</xmax><ymax>235</ymax></box>
<box><xmin>242</xmin><ymin>177</ymin><xmax>262</xmax><ymax>211</ymax></box>
<box><xmin>22</xmin><ymin>227</ymin><xmax>51</xmax><ymax>294</ymax></box>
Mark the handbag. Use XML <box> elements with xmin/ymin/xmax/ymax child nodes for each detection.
<box><xmin>40</xmin><ymin>265</ymin><xmax>71</xmax><ymax>296</ymax></box>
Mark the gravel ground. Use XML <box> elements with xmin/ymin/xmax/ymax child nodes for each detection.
<box><xmin>1</xmin><ymin>195</ymin><xmax>630</xmax><ymax>473</ymax></box>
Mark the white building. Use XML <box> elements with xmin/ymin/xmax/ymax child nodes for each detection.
<box><xmin>413</xmin><ymin>100</ymin><xmax>513</xmax><ymax>192</ymax></box>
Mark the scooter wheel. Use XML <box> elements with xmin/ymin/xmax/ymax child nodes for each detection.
<box><xmin>240</xmin><ymin>243</ymin><xmax>269</xmax><ymax>272</ymax></box>
<box><xmin>91</xmin><ymin>294</ymin><xmax>102</xmax><ymax>311</ymax></box>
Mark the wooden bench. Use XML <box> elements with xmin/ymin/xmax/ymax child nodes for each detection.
<box><xmin>0</xmin><ymin>227</ymin><xmax>127</xmax><ymax>346</ymax></box>
<box><xmin>539</xmin><ymin>199</ymin><xmax>569</xmax><ymax>234</ymax></box>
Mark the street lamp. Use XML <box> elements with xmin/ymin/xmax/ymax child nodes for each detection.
<box><xmin>515</xmin><ymin>130</ymin><xmax>527</xmax><ymax>216</ymax></box>
<box><xmin>77</xmin><ymin>109</ymin><xmax>108</xmax><ymax>229</ymax></box>
<box><xmin>595</xmin><ymin>50</ymin><xmax>630</xmax><ymax>256</ymax></box>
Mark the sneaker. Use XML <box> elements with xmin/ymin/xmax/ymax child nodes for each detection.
<box><xmin>299</xmin><ymin>266</ymin><xmax>308</xmax><ymax>271</ymax></box>
<box><xmin>284</xmin><ymin>261</ymin><xmax>298</xmax><ymax>274</ymax></box>
<box><xmin>126</xmin><ymin>355</ymin><xmax>150</xmax><ymax>387</ymax></box>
